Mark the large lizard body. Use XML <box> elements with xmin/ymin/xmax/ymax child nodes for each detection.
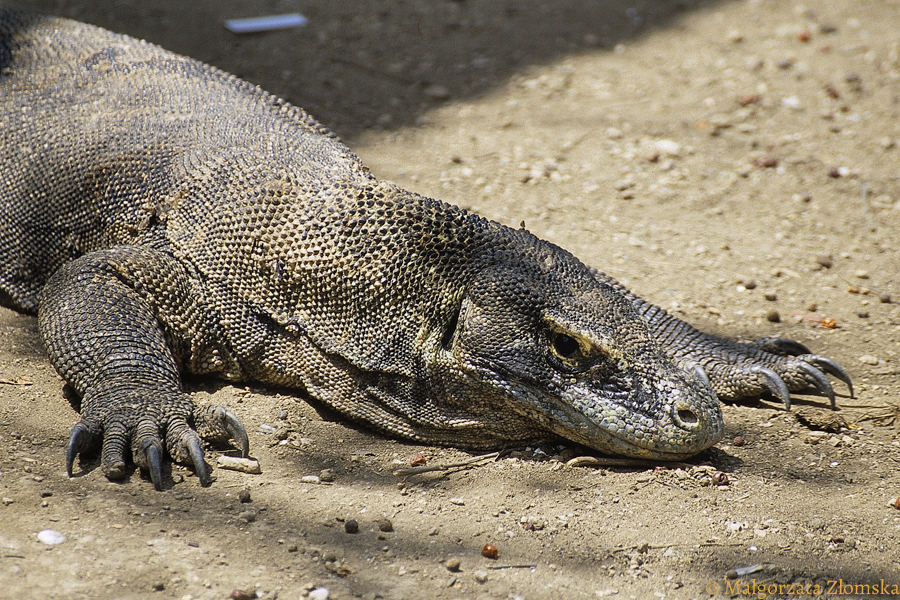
<box><xmin>0</xmin><ymin>10</ymin><xmax>850</xmax><ymax>489</ymax></box>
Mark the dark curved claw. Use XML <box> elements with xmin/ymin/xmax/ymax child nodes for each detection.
<box><xmin>186</xmin><ymin>435</ymin><xmax>211</xmax><ymax>487</ymax></box>
<box><xmin>66</xmin><ymin>422</ymin><xmax>91</xmax><ymax>477</ymax></box>
<box><xmin>752</xmin><ymin>366</ymin><xmax>791</xmax><ymax>410</ymax></box>
<box><xmin>806</xmin><ymin>355</ymin><xmax>854</xmax><ymax>399</ymax></box>
<box><xmin>691</xmin><ymin>363</ymin><xmax>712</xmax><ymax>389</ymax></box>
<box><xmin>223</xmin><ymin>409</ymin><xmax>250</xmax><ymax>457</ymax></box>
<box><xmin>754</xmin><ymin>337</ymin><xmax>812</xmax><ymax>356</ymax></box>
<box><xmin>796</xmin><ymin>361</ymin><xmax>836</xmax><ymax>409</ymax></box>
<box><xmin>142</xmin><ymin>439</ymin><xmax>164</xmax><ymax>491</ymax></box>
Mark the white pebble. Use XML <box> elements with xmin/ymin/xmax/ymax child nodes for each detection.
<box><xmin>301</xmin><ymin>475</ymin><xmax>321</xmax><ymax>484</ymax></box>
<box><xmin>37</xmin><ymin>529</ymin><xmax>66</xmax><ymax>545</ymax></box>
<box><xmin>858</xmin><ymin>355</ymin><xmax>879</xmax><ymax>365</ymax></box>
<box><xmin>309</xmin><ymin>587</ymin><xmax>330</xmax><ymax>600</ymax></box>
<box><xmin>654</xmin><ymin>139</ymin><xmax>680</xmax><ymax>156</ymax></box>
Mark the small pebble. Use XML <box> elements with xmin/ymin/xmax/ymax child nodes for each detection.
<box><xmin>473</xmin><ymin>569</ymin><xmax>489</xmax><ymax>584</ymax></box>
<box><xmin>344</xmin><ymin>519</ymin><xmax>359</xmax><ymax>534</ymax></box>
<box><xmin>301</xmin><ymin>475</ymin><xmax>321</xmax><ymax>485</ymax></box>
<box><xmin>308</xmin><ymin>587</ymin><xmax>330</xmax><ymax>600</ymax></box>
<box><xmin>319</xmin><ymin>469</ymin><xmax>335</xmax><ymax>483</ymax></box>
<box><xmin>481</xmin><ymin>544</ymin><xmax>499</xmax><ymax>559</ymax></box>
<box><xmin>377</xmin><ymin>518</ymin><xmax>394</xmax><ymax>532</ymax></box>
<box><xmin>879</xmin><ymin>293</ymin><xmax>892</xmax><ymax>303</ymax></box>
<box><xmin>763</xmin><ymin>291</ymin><xmax>777</xmax><ymax>301</ymax></box>
<box><xmin>445</xmin><ymin>558</ymin><xmax>461</xmax><ymax>572</ymax></box>
<box><xmin>815</xmin><ymin>255</ymin><xmax>833</xmax><ymax>268</ymax></box>
<box><xmin>238</xmin><ymin>489</ymin><xmax>251</xmax><ymax>503</ymax></box>
<box><xmin>37</xmin><ymin>529</ymin><xmax>66</xmax><ymax>545</ymax></box>
<box><xmin>230</xmin><ymin>590</ymin><xmax>253</xmax><ymax>600</ymax></box>
<box><xmin>732</xmin><ymin>436</ymin><xmax>745</xmax><ymax>447</ymax></box>
<box><xmin>238</xmin><ymin>510</ymin><xmax>257</xmax><ymax>523</ymax></box>
<box><xmin>766</xmin><ymin>309</ymin><xmax>781</xmax><ymax>323</ymax></box>
<box><xmin>217</xmin><ymin>456</ymin><xmax>261</xmax><ymax>474</ymax></box>
<box><xmin>858</xmin><ymin>355</ymin><xmax>879</xmax><ymax>366</ymax></box>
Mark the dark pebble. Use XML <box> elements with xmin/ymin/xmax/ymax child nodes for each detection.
<box><xmin>238</xmin><ymin>489</ymin><xmax>251</xmax><ymax>503</ymax></box>
<box><xmin>377</xmin><ymin>518</ymin><xmax>394</xmax><ymax>532</ymax></box>
<box><xmin>345</xmin><ymin>519</ymin><xmax>359</xmax><ymax>534</ymax></box>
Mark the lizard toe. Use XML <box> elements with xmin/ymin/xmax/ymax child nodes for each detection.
<box><xmin>140</xmin><ymin>438</ymin><xmax>165</xmax><ymax>491</ymax></box>
<box><xmin>66</xmin><ymin>420</ymin><xmax>101</xmax><ymax>477</ymax></box>
<box><xmin>794</xmin><ymin>360</ymin><xmax>836</xmax><ymax>409</ymax></box>
<box><xmin>195</xmin><ymin>404</ymin><xmax>250</xmax><ymax>457</ymax></box>
<box><xmin>751</xmin><ymin>366</ymin><xmax>792</xmax><ymax>410</ymax></box>
<box><xmin>100</xmin><ymin>418</ymin><xmax>131</xmax><ymax>481</ymax></box>
<box><xmin>802</xmin><ymin>354</ymin><xmax>854</xmax><ymax>398</ymax></box>
<box><xmin>752</xmin><ymin>336</ymin><xmax>812</xmax><ymax>356</ymax></box>
<box><xmin>165</xmin><ymin>417</ymin><xmax>212</xmax><ymax>486</ymax></box>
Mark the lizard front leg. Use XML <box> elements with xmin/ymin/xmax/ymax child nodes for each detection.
<box><xmin>38</xmin><ymin>246</ymin><xmax>248</xmax><ymax>489</ymax></box>
<box><xmin>592</xmin><ymin>270</ymin><xmax>853</xmax><ymax>409</ymax></box>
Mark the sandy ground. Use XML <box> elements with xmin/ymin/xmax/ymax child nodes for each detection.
<box><xmin>2</xmin><ymin>1</ymin><xmax>899</xmax><ymax>599</ymax></box>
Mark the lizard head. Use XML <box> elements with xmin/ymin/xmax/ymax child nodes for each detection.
<box><xmin>438</xmin><ymin>254</ymin><xmax>724</xmax><ymax>460</ymax></box>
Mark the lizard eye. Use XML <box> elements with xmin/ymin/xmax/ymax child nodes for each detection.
<box><xmin>551</xmin><ymin>333</ymin><xmax>581</xmax><ymax>359</ymax></box>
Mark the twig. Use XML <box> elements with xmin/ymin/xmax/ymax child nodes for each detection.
<box><xmin>392</xmin><ymin>452</ymin><xmax>499</xmax><ymax>476</ymax></box>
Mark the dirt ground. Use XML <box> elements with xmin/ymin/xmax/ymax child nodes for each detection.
<box><xmin>2</xmin><ymin>1</ymin><xmax>899</xmax><ymax>599</ymax></box>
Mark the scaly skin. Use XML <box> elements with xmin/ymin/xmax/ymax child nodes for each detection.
<box><xmin>0</xmin><ymin>10</ymin><xmax>850</xmax><ymax>489</ymax></box>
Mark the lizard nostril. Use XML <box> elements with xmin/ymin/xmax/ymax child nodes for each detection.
<box><xmin>678</xmin><ymin>408</ymin><xmax>698</xmax><ymax>425</ymax></box>
<box><xmin>674</xmin><ymin>405</ymin><xmax>700</xmax><ymax>428</ymax></box>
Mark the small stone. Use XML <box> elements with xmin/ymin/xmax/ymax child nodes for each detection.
<box><xmin>854</xmin><ymin>270</ymin><xmax>869</xmax><ymax>279</ymax></box>
<box><xmin>732</xmin><ymin>436</ymin><xmax>745</xmax><ymax>447</ymax></box>
<box><xmin>319</xmin><ymin>469</ymin><xmax>335</xmax><ymax>483</ymax></box>
<box><xmin>377</xmin><ymin>518</ymin><xmax>394</xmax><ymax>532</ymax></box>
<box><xmin>481</xmin><ymin>544</ymin><xmax>499</xmax><ymax>559</ymax></box>
<box><xmin>39</xmin><ymin>490</ymin><xmax>52</xmax><ymax>498</ymax></box>
<box><xmin>858</xmin><ymin>355</ymin><xmax>879</xmax><ymax>366</ymax></box>
<box><xmin>217</xmin><ymin>456</ymin><xmax>261</xmax><ymax>474</ymax></box>
<box><xmin>1</xmin><ymin>498</ymin><xmax>13</xmax><ymax>506</ymax></box>
<box><xmin>473</xmin><ymin>569</ymin><xmax>489</xmax><ymax>583</ymax></box>
<box><xmin>301</xmin><ymin>475</ymin><xmax>321</xmax><ymax>485</ymax></box>
<box><xmin>766</xmin><ymin>309</ymin><xmax>781</xmax><ymax>323</ymax></box>
<box><xmin>37</xmin><ymin>529</ymin><xmax>66</xmax><ymax>545</ymax></box>
<box><xmin>815</xmin><ymin>255</ymin><xmax>833</xmax><ymax>268</ymax></box>
<box><xmin>308</xmin><ymin>587</ymin><xmax>330</xmax><ymax>600</ymax></box>
<box><xmin>231</xmin><ymin>590</ymin><xmax>253</xmax><ymax>600</ymax></box>
<box><xmin>449</xmin><ymin>497</ymin><xmax>465</xmax><ymax>506</ymax></box>
<box><xmin>763</xmin><ymin>291</ymin><xmax>777</xmax><ymax>301</ymax></box>
<box><xmin>879</xmin><ymin>292</ymin><xmax>892</xmax><ymax>303</ymax></box>
<box><xmin>344</xmin><ymin>519</ymin><xmax>359</xmax><ymax>534</ymax></box>
<box><xmin>152</xmin><ymin>581</ymin><xmax>165</xmax><ymax>591</ymax></box>
<box><xmin>238</xmin><ymin>510</ymin><xmax>257</xmax><ymax>523</ymax></box>
<box><xmin>445</xmin><ymin>558</ymin><xmax>461</xmax><ymax>572</ymax></box>
<box><xmin>237</xmin><ymin>489</ymin><xmax>251</xmax><ymax>503</ymax></box>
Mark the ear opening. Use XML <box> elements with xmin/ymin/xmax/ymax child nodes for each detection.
<box><xmin>441</xmin><ymin>304</ymin><xmax>461</xmax><ymax>351</ymax></box>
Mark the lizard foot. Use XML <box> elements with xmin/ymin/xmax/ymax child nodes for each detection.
<box><xmin>65</xmin><ymin>387</ymin><xmax>249</xmax><ymax>490</ymax></box>
<box><xmin>693</xmin><ymin>336</ymin><xmax>853</xmax><ymax>411</ymax></box>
